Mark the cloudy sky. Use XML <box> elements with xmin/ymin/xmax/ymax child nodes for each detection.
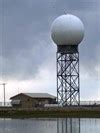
<box><xmin>0</xmin><ymin>0</ymin><xmax>100</xmax><ymax>102</ymax></box>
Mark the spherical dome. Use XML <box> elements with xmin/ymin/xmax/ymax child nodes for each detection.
<box><xmin>51</xmin><ymin>14</ymin><xmax>84</xmax><ymax>45</ymax></box>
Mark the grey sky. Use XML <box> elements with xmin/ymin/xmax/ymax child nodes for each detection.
<box><xmin>0</xmin><ymin>0</ymin><xmax>100</xmax><ymax>100</ymax></box>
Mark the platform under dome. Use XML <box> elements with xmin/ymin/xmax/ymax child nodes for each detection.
<box><xmin>51</xmin><ymin>14</ymin><xmax>84</xmax><ymax>45</ymax></box>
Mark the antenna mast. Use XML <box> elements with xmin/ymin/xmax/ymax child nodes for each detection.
<box><xmin>0</xmin><ymin>83</ymin><xmax>7</xmax><ymax>106</ymax></box>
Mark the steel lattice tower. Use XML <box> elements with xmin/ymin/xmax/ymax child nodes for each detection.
<box><xmin>51</xmin><ymin>14</ymin><xmax>84</xmax><ymax>106</ymax></box>
<box><xmin>57</xmin><ymin>45</ymin><xmax>80</xmax><ymax>106</ymax></box>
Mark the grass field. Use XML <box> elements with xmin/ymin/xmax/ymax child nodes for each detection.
<box><xmin>0</xmin><ymin>106</ymin><xmax>100</xmax><ymax>118</ymax></box>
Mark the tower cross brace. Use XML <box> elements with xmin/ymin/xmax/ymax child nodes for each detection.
<box><xmin>57</xmin><ymin>45</ymin><xmax>80</xmax><ymax>106</ymax></box>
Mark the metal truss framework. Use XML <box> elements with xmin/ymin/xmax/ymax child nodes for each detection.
<box><xmin>57</xmin><ymin>51</ymin><xmax>80</xmax><ymax>106</ymax></box>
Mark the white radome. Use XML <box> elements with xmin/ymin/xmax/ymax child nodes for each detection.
<box><xmin>51</xmin><ymin>14</ymin><xmax>84</xmax><ymax>45</ymax></box>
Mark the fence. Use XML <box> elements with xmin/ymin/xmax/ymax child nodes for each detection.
<box><xmin>0</xmin><ymin>101</ymin><xmax>100</xmax><ymax>107</ymax></box>
<box><xmin>0</xmin><ymin>102</ymin><xmax>12</xmax><ymax>107</ymax></box>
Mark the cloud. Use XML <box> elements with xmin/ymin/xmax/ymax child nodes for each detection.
<box><xmin>0</xmin><ymin>0</ymin><xmax>57</xmax><ymax>80</ymax></box>
<box><xmin>0</xmin><ymin>0</ymin><xmax>100</xmax><ymax>100</ymax></box>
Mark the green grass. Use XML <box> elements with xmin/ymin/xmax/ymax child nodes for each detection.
<box><xmin>0</xmin><ymin>109</ymin><xmax>100</xmax><ymax>118</ymax></box>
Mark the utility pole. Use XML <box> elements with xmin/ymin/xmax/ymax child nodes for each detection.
<box><xmin>0</xmin><ymin>83</ymin><xmax>7</xmax><ymax>106</ymax></box>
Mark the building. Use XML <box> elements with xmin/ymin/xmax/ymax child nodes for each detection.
<box><xmin>10</xmin><ymin>93</ymin><xmax>56</xmax><ymax>108</ymax></box>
